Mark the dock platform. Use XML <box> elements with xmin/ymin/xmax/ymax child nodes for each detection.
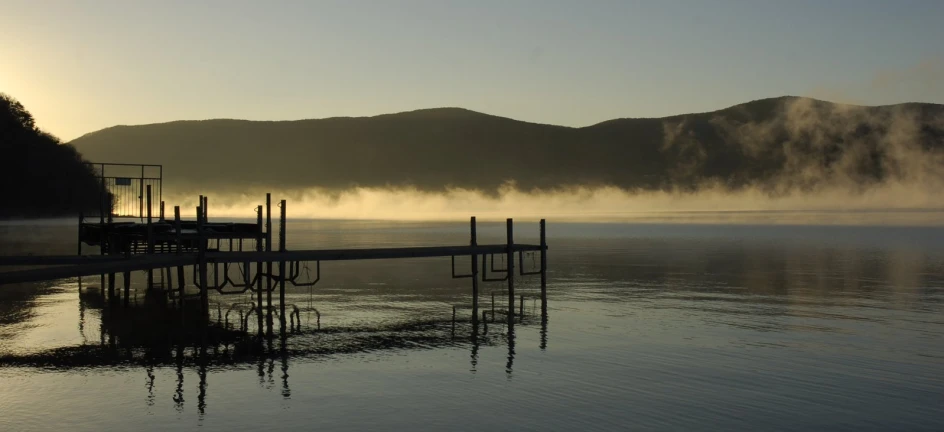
<box><xmin>1</xmin><ymin>165</ymin><xmax>548</xmax><ymax>329</ymax></box>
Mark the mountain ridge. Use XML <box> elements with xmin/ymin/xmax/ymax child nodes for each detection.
<box><xmin>70</xmin><ymin>96</ymin><xmax>944</xmax><ymax>197</ymax></box>
<box><xmin>75</xmin><ymin>96</ymin><xmax>943</xmax><ymax>136</ymax></box>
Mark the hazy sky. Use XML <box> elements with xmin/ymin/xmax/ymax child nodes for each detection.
<box><xmin>2</xmin><ymin>0</ymin><xmax>942</xmax><ymax>141</ymax></box>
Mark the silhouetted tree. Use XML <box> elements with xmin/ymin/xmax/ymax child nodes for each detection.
<box><xmin>0</xmin><ymin>93</ymin><xmax>110</xmax><ymax>218</ymax></box>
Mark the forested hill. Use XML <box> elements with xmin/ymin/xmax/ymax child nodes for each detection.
<box><xmin>0</xmin><ymin>94</ymin><xmax>106</xmax><ymax>218</ymax></box>
<box><xmin>70</xmin><ymin>97</ymin><xmax>944</xmax><ymax>195</ymax></box>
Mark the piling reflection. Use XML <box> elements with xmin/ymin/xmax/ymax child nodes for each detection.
<box><xmin>506</xmin><ymin>323</ymin><xmax>516</xmax><ymax>377</ymax></box>
<box><xmin>0</xmin><ymin>286</ymin><xmax>549</xmax><ymax>415</ymax></box>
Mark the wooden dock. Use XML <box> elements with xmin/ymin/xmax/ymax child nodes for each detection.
<box><xmin>0</xmin><ymin>243</ymin><xmax>545</xmax><ymax>285</ymax></box>
<box><xmin>1</xmin><ymin>183</ymin><xmax>548</xmax><ymax>327</ymax></box>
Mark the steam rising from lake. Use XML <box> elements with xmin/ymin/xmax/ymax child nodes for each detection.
<box><xmin>167</xmin><ymin>180</ymin><xmax>944</xmax><ymax>225</ymax></box>
<box><xmin>151</xmin><ymin>98</ymin><xmax>943</xmax><ymax>225</ymax></box>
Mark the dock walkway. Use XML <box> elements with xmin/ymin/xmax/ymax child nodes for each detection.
<box><xmin>1</xmin><ymin>189</ymin><xmax>547</xmax><ymax>327</ymax></box>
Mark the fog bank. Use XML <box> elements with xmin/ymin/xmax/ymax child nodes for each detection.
<box><xmin>167</xmin><ymin>180</ymin><xmax>944</xmax><ymax>225</ymax></box>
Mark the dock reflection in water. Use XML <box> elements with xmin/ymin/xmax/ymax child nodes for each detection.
<box><xmin>0</xmin><ymin>283</ymin><xmax>548</xmax><ymax>416</ymax></box>
<box><xmin>3</xmin><ymin>219</ymin><xmax>944</xmax><ymax>431</ymax></box>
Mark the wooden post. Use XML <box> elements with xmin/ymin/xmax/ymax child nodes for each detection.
<box><xmin>174</xmin><ymin>206</ymin><xmax>182</xmax><ymax>250</ymax></box>
<box><xmin>122</xmin><ymin>232</ymin><xmax>131</xmax><ymax>306</ymax></box>
<box><xmin>100</xmin><ymin>184</ymin><xmax>105</xmax><ymax>294</ymax></box>
<box><xmin>123</xmin><ymin>268</ymin><xmax>131</xmax><ymax>307</ymax></box>
<box><xmin>106</xmin><ymin>206</ymin><xmax>114</xmax><ymax>299</ymax></box>
<box><xmin>266</xmin><ymin>193</ymin><xmax>273</xmax><ymax>325</ymax></box>
<box><xmin>519</xmin><ymin>294</ymin><xmax>524</xmax><ymax>319</ymax></box>
<box><xmin>99</xmin><ymin>169</ymin><xmax>105</xmax><ymax>225</ymax></box>
<box><xmin>166</xmin><ymin>266</ymin><xmax>172</xmax><ymax>295</ymax></box>
<box><xmin>540</xmin><ymin>219</ymin><xmax>547</xmax><ymax>316</ymax></box>
<box><xmin>278</xmin><ymin>199</ymin><xmax>287</xmax><ymax>328</ymax></box>
<box><xmin>107</xmin><ymin>233</ymin><xmax>116</xmax><ymax>301</ymax></box>
<box><xmin>491</xmin><ymin>291</ymin><xmax>495</xmax><ymax>322</ymax></box>
<box><xmin>146</xmin><ymin>185</ymin><xmax>153</xmax><ymax>291</ymax></box>
<box><xmin>203</xmin><ymin>196</ymin><xmax>208</xmax><ymax>224</ymax></box>
<box><xmin>77</xmin><ymin>212</ymin><xmax>83</xmax><ymax>256</ymax></box>
<box><xmin>175</xmin><ymin>206</ymin><xmax>184</xmax><ymax>307</ymax></box>
<box><xmin>107</xmin><ymin>269</ymin><xmax>116</xmax><ymax>300</ymax></box>
<box><xmin>470</xmin><ymin>217</ymin><xmax>479</xmax><ymax>326</ymax></box>
<box><xmin>506</xmin><ymin>218</ymin><xmax>515</xmax><ymax>325</ymax></box>
<box><xmin>139</xmin><ymin>165</ymin><xmax>144</xmax><ymax>221</ymax></box>
<box><xmin>77</xmin><ymin>212</ymin><xmax>83</xmax><ymax>290</ymax></box>
<box><xmin>160</xmin><ymin>201</ymin><xmax>165</xmax><ymax>221</ymax></box>
<box><xmin>256</xmin><ymin>205</ymin><xmax>264</xmax><ymax>335</ymax></box>
<box><xmin>197</xmin><ymin>205</ymin><xmax>208</xmax><ymax>312</ymax></box>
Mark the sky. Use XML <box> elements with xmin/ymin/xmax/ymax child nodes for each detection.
<box><xmin>1</xmin><ymin>0</ymin><xmax>943</xmax><ymax>142</ymax></box>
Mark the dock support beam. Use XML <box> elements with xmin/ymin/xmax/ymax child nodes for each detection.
<box><xmin>146</xmin><ymin>185</ymin><xmax>153</xmax><ymax>291</ymax></box>
<box><xmin>197</xmin><ymin>205</ymin><xmax>208</xmax><ymax>312</ymax></box>
<box><xmin>256</xmin><ymin>205</ymin><xmax>264</xmax><ymax>335</ymax></box>
<box><xmin>77</xmin><ymin>212</ymin><xmax>83</xmax><ymax>290</ymax></box>
<box><xmin>123</xmin><ymin>232</ymin><xmax>132</xmax><ymax>306</ymax></box>
<box><xmin>123</xmin><ymin>269</ymin><xmax>131</xmax><ymax>307</ymax></box>
<box><xmin>175</xmin><ymin>206</ymin><xmax>184</xmax><ymax>307</ymax></box>
<box><xmin>507</xmin><ymin>218</ymin><xmax>515</xmax><ymax>325</ymax></box>
<box><xmin>265</xmin><ymin>193</ymin><xmax>273</xmax><ymax>335</ymax></box>
<box><xmin>540</xmin><ymin>219</ymin><xmax>547</xmax><ymax>316</ymax></box>
<box><xmin>77</xmin><ymin>212</ymin><xmax>83</xmax><ymax>256</ymax></box>
<box><xmin>107</xmin><ymin>271</ymin><xmax>115</xmax><ymax>301</ymax></box>
<box><xmin>470</xmin><ymin>217</ymin><xmax>479</xmax><ymax>326</ymax></box>
<box><xmin>519</xmin><ymin>294</ymin><xmax>524</xmax><ymax>319</ymax></box>
<box><xmin>99</xmin><ymin>174</ymin><xmax>105</xmax><ymax>296</ymax></box>
<box><xmin>107</xmin><ymin>233</ymin><xmax>116</xmax><ymax>301</ymax></box>
<box><xmin>279</xmin><ymin>199</ymin><xmax>287</xmax><ymax>330</ymax></box>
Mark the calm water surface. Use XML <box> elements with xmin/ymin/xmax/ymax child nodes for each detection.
<box><xmin>1</xmin><ymin>219</ymin><xmax>943</xmax><ymax>431</ymax></box>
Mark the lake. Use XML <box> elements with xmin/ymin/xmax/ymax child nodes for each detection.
<box><xmin>1</xmin><ymin>218</ymin><xmax>943</xmax><ymax>431</ymax></box>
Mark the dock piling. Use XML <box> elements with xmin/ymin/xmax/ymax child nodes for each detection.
<box><xmin>491</xmin><ymin>291</ymin><xmax>495</xmax><ymax>322</ymax></box>
<box><xmin>146</xmin><ymin>185</ymin><xmax>153</xmax><ymax>291</ymax></box>
<box><xmin>540</xmin><ymin>219</ymin><xmax>547</xmax><ymax>315</ymax></box>
<box><xmin>77</xmin><ymin>212</ymin><xmax>83</xmax><ymax>256</ymax></box>
<box><xmin>123</xmin><ymin>269</ymin><xmax>131</xmax><ymax>307</ymax></box>
<box><xmin>470</xmin><ymin>217</ymin><xmax>479</xmax><ymax>326</ymax></box>
<box><xmin>197</xmin><ymin>205</ymin><xmax>208</xmax><ymax>311</ymax></box>
<box><xmin>174</xmin><ymin>206</ymin><xmax>184</xmax><ymax>307</ymax></box>
<box><xmin>107</xmin><ymin>233</ymin><xmax>116</xmax><ymax>301</ymax></box>
<box><xmin>107</xmin><ymin>271</ymin><xmax>115</xmax><ymax>301</ymax></box>
<box><xmin>256</xmin><ymin>205</ymin><xmax>264</xmax><ymax>335</ymax></box>
<box><xmin>279</xmin><ymin>199</ymin><xmax>287</xmax><ymax>329</ymax></box>
<box><xmin>519</xmin><ymin>294</ymin><xmax>524</xmax><ymax>319</ymax></box>
<box><xmin>265</xmin><ymin>194</ymin><xmax>273</xmax><ymax>334</ymax></box>
<box><xmin>507</xmin><ymin>218</ymin><xmax>515</xmax><ymax>325</ymax></box>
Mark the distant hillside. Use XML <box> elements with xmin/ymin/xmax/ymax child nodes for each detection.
<box><xmin>70</xmin><ymin>97</ymin><xmax>944</xmax><ymax>196</ymax></box>
<box><xmin>1</xmin><ymin>93</ymin><xmax>108</xmax><ymax>218</ymax></box>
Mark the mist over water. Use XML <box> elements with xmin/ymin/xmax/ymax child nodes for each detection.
<box><xmin>169</xmin><ymin>181</ymin><xmax>944</xmax><ymax>225</ymax></box>
<box><xmin>72</xmin><ymin>98</ymin><xmax>944</xmax><ymax>211</ymax></box>
<box><xmin>134</xmin><ymin>96</ymin><xmax>944</xmax><ymax>224</ymax></box>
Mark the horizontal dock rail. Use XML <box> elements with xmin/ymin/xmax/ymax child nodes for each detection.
<box><xmin>0</xmin><ymin>244</ymin><xmax>545</xmax><ymax>285</ymax></box>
